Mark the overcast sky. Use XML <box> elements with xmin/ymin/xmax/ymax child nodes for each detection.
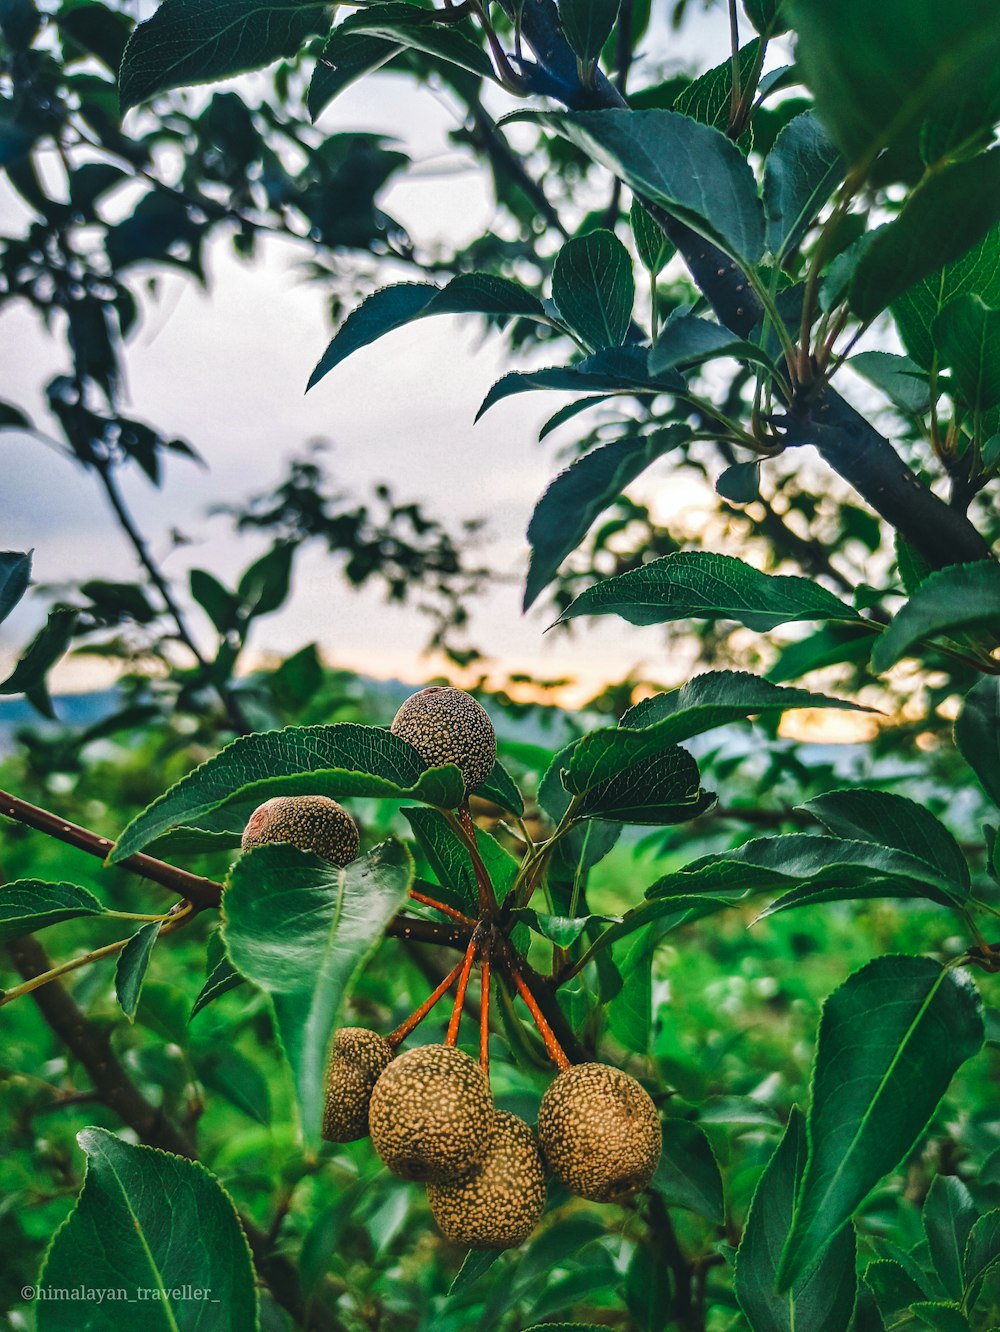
<box><xmin>1</xmin><ymin>4</ymin><xmax>765</xmax><ymax>702</ymax></box>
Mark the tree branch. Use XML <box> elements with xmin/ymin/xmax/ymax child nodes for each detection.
<box><xmin>497</xmin><ymin>0</ymin><xmax>994</xmax><ymax>572</ymax></box>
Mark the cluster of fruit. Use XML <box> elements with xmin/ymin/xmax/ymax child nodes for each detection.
<box><xmin>324</xmin><ymin>1033</ymin><xmax>661</xmax><ymax>1250</ymax></box>
<box><xmin>239</xmin><ymin>685</ymin><xmax>664</xmax><ymax>1251</ymax></box>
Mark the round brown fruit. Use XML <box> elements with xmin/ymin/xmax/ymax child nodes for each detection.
<box><xmin>390</xmin><ymin>687</ymin><xmax>496</xmax><ymax>795</ymax></box>
<box><xmin>368</xmin><ymin>1044</ymin><xmax>497</xmax><ymax>1184</ymax></box>
<box><xmin>321</xmin><ymin>1027</ymin><xmax>394</xmax><ymax>1143</ymax></box>
<box><xmin>427</xmin><ymin>1111</ymin><xmax>546</xmax><ymax>1250</ymax></box>
<box><xmin>240</xmin><ymin>794</ymin><xmax>359</xmax><ymax>867</ymax></box>
<box><xmin>537</xmin><ymin>1062</ymin><xmax>662</xmax><ymax>1203</ymax></box>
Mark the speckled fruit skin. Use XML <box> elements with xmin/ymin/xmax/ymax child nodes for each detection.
<box><xmin>321</xmin><ymin>1027</ymin><xmax>394</xmax><ymax>1143</ymax></box>
<box><xmin>368</xmin><ymin>1044</ymin><xmax>497</xmax><ymax>1183</ymax></box>
<box><xmin>241</xmin><ymin>795</ymin><xmax>360</xmax><ymax>867</ymax></box>
<box><xmin>390</xmin><ymin>687</ymin><xmax>496</xmax><ymax>795</ymax></box>
<box><xmin>427</xmin><ymin>1111</ymin><xmax>546</xmax><ymax>1250</ymax></box>
<box><xmin>537</xmin><ymin>1062</ymin><xmax>662</xmax><ymax>1203</ymax></box>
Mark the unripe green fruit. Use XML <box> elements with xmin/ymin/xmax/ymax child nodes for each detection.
<box><xmin>368</xmin><ymin>1044</ymin><xmax>497</xmax><ymax>1184</ymax></box>
<box><xmin>426</xmin><ymin>1111</ymin><xmax>546</xmax><ymax>1250</ymax></box>
<box><xmin>322</xmin><ymin>1027</ymin><xmax>394</xmax><ymax>1143</ymax></box>
<box><xmin>241</xmin><ymin>795</ymin><xmax>359</xmax><ymax>867</ymax></box>
<box><xmin>390</xmin><ymin>686</ymin><xmax>496</xmax><ymax>795</ymax></box>
<box><xmin>537</xmin><ymin>1062</ymin><xmax>662</xmax><ymax>1203</ymax></box>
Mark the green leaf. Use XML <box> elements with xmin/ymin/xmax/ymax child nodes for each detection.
<box><xmin>621</xmin><ymin>668</ymin><xmax>865</xmax><ymax>732</ymax></box>
<box><xmin>0</xmin><ymin>880</ymin><xmax>109</xmax><ymax>942</ymax></box>
<box><xmin>849</xmin><ymin>351</ymin><xmax>931</xmax><ymax>416</ymax></box>
<box><xmin>923</xmin><ymin>1174</ymin><xmax>978</xmax><ymax>1302</ymax></box>
<box><xmin>557</xmin><ymin>551</ymin><xmax>860</xmax><ymax>632</ymax></box>
<box><xmin>110</xmin><ymin>723</ymin><xmax>466</xmax><ymax>863</ymax></box>
<box><xmin>119</xmin><ymin>0</ymin><xmax>331</xmax><ymax>110</ymax></box>
<box><xmin>559</xmin><ymin>0</ymin><xmax>620</xmax><ymax>63</ymax></box>
<box><xmin>524</xmin><ymin>427</ymin><xmax>687</xmax><ymax>610</ymax></box>
<box><xmin>716</xmin><ymin>462</ymin><xmax>759</xmax><ymax>504</ymax></box>
<box><xmin>866</xmin><ymin>1259</ymin><xmax>930</xmax><ymax>1325</ymax></box>
<box><xmin>651</xmin><ymin>1120</ymin><xmax>724</xmax><ymax>1224</ymax></box>
<box><xmin>648</xmin><ymin>313</ymin><xmax>778</xmax><ymax>378</ymax></box>
<box><xmin>477</xmin><ymin>346</ymin><xmax>684</xmax><ymax>419</ymax></box>
<box><xmin>37</xmin><ymin>1128</ymin><xmax>258</xmax><ymax>1331</ymax></box>
<box><xmin>0</xmin><ymin>400</ymin><xmax>31</xmax><ymax>429</ymax></box>
<box><xmin>673</xmin><ymin>37</ymin><xmax>762</xmax><ymax>151</ymax></box>
<box><xmin>787</xmin><ymin>0</ymin><xmax>1000</xmax><ymax>166</ymax></box>
<box><xmin>474</xmin><ymin>758</ymin><xmax>524</xmax><ymax>816</ymax></box>
<box><xmin>575</xmin><ymin>746</ymin><xmax>715</xmax><ymax>825</ymax></box>
<box><xmin>630</xmin><ymin>199</ymin><xmax>673</xmax><ymax>274</ymax></box>
<box><xmin>607</xmin><ymin>926</ymin><xmax>656</xmax><ymax>1052</ymax></box>
<box><xmin>955</xmin><ymin>677</ymin><xmax>1000</xmax><ymax>810</ymax></box>
<box><xmin>777</xmin><ymin>956</ymin><xmax>984</xmax><ymax>1290</ymax></box>
<box><xmin>0</xmin><ymin>549</ymin><xmax>31</xmax><ymax>625</ymax></box>
<box><xmin>510</xmin><ymin>908</ymin><xmax>616</xmax><ymax>947</ymax></box>
<box><xmin>539</xmin><ymin>394</ymin><xmax>614</xmax><ymax>440</ymax></box>
<box><xmin>851</xmin><ymin>151</ymin><xmax>1000</xmax><ymax>321</ymax></box>
<box><xmin>308</xmin><ymin>275</ymin><xmax>545</xmax><ymax>389</ymax></box>
<box><xmin>933</xmin><ymin>294</ymin><xmax>1000</xmax><ymax>410</ymax></box>
<box><xmin>912</xmin><ymin>1304</ymin><xmax>971</xmax><ymax>1332</ymax></box>
<box><xmin>237</xmin><ymin>542</ymin><xmax>294</xmax><ymax>619</ymax></box>
<box><xmin>551</xmin><ymin>229</ymin><xmax>635</xmax><ymax>352</ymax></box>
<box><xmin>767</xmin><ymin>622</ymin><xmax>877</xmax><ymax>682</ymax></box>
<box><xmin>561</xmin><ymin>673</ymin><xmax>866</xmax><ymax>805</ymax></box>
<box><xmin>0</xmin><ymin>606</ymin><xmax>79</xmax><ymax>717</ymax></box>
<box><xmin>449</xmin><ymin>1248</ymin><xmax>501</xmax><ymax>1293</ymax></box>
<box><xmin>574</xmin><ymin>892</ymin><xmax>743</xmax><ymax>966</ymax></box>
<box><xmin>309</xmin><ymin>30</ymin><xmax>401</xmax><ymax>119</ymax></box>
<box><xmin>190</xmin><ymin>568</ymin><xmax>238</xmax><ymax>634</ymax></box>
<box><xmin>190</xmin><ymin>953</ymin><xmax>245</xmax><ymax>1020</ymax></box>
<box><xmin>894</xmin><ymin>222</ymin><xmax>1000</xmax><ymax>369</ymax></box>
<box><xmin>192</xmin><ymin>1046</ymin><xmax>272</xmax><ymax>1125</ymax></box>
<box><xmin>741</xmin><ymin>834</ymin><xmax>965</xmax><ymax>914</ymax></box>
<box><xmin>519</xmin><ymin>109</ymin><xmax>765</xmax><ymax>264</ymax></box>
<box><xmin>342</xmin><ymin>3</ymin><xmax>493</xmax><ymax>80</ymax></box>
<box><xmin>222</xmin><ymin>840</ymin><xmax>413</xmax><ymax>1148</ymax></box>
<box><xmin>763</xmin><ymin>110</ymin><xmax>843</xmax><ymax>260</ymax></box>
<box><xmin>403</xmin><ymin>806</ymin><xmax>517</xmax><ymax>911</ymax></box>
<box><xmin>962</xmin><ymin>1209</ymin><xmax>1000</xmax><ymax>1301</ymax></box>
<box><xmin>735</xmin><ymin>1107</ymin><xmax>856</xmax><ymax>1332</ymax></box>
<box><xmin>871</xmin><ymin>561</ymin><xmax>1000</xmax><ymax>672</ymax></box>
<box><xmin>115</xmin><ymin>921</ymin><xmax>162</xmax><ymax>1021</ymax></box>
<box><xmin>801</xmin><ymin>789</ymin><xmax>970</xmax><ymax>893</ymax></box>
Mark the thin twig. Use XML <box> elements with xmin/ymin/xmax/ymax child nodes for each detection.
<box><xmin>507</xmin><ymin>961</ymin><xmax>571</xmax><ymax>1071</ymax></box>
<box><xmin>445</xmin><ymin>936</ymin><xmax>479</xmax><ymax>1046</ymax></box>
<box><xmin>480</xmin><ymin>955</ymin><xmax>491</xmax><ymax>1075</ymax></box>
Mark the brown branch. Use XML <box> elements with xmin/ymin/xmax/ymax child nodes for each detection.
<box><xmin>6</xmin><ymin>935</ymin><xmax>197</xmax><ymax>1156</ymax></box>
<box><xmin>0</xmin><ymin>788</ymin><xmax>222</xmax><ymax>909</ymax></box>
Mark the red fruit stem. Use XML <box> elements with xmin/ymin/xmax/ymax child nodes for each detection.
<box><xmin>479</xmin><ymin>956</ymin><xmax>491</xmax><ymax>1075</ymax></box>
<box><xmin>407</xmin><ymin>888</ymin><xmax>477</xmax><ymax>927</ymax></box>
<box><xmin>509</xmin><ymin>964</ymin><xmax>571</xmax><ymax>1072</ymax></box>
<box><xmin>458</xmin><ymin>803</ymin><xmax>499</xmax><ymax>919</ymax></box>
<box><xmin>387</xmin><ymin>954</ymin><xmax>466</xmax><ymax>1048</ymax></box>
<box><xmin>445</xmin><ymin>935</ymin><xmax>479</xmax><ymax>1047</ymax></box>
